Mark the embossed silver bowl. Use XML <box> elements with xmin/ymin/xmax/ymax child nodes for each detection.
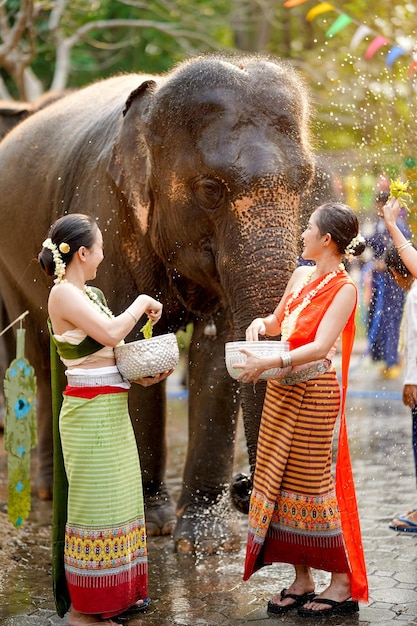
<box><xmin>225</xmin><ymin>340</ymin><xmax>291</xmax><ymax>380</ymax></box>
<box><xmin>115</xmin><ymin>333</ymin><xmax>180</xmax><ymax>381</ymax></box>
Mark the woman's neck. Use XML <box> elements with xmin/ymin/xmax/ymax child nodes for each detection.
<box><xmin>311</xmin><ymin>256</ymin><xmax>344</xmax><ymax>278</ymax></box>
<box><xmin>62</xmin><ymin>267</ymin><xmax>86</xmax><ymax>291</ymax></box>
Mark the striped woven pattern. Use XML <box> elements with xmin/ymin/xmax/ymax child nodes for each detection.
<box><xmin>59</xmin><ymin>390</ymin><xmax>147</xmax><ymax>616</ymax></box>
<box><xmin>244</xmin><ymin>370</ymin><xmax>350</xmax><ymax>579</ymax></box>
<box><xmin>257</xmin><ymin>370</ymin><xmax>340</xmax><ymax>498</ymax></box>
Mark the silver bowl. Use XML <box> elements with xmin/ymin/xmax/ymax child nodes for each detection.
<box><xmin>225</xmin><ymin>340</ymin><xmax>291</xmax><ymax>380</ymax></box>
<box><xmin>115</xmin><ymin>333</ymin><xmax>179</xmax><ymax>380</ymax></box>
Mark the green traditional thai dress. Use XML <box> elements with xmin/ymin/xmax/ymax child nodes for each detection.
<box><xmin>49</xmin><ymin>287</ymin><xmax>148</xmax><ymax>619</ymax></box>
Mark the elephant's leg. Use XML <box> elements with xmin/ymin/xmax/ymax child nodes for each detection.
<box><xmin>173</xmin><ymin>316</ymin><xmax>241</xmax><ymax>554</ymax></box>
<box><xmin>128</xmin><ymin>380</ymin><xmax>176</xmax><ymax>536</ymax></box>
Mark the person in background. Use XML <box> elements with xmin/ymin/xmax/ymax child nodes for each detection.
<box><xmin>38</xmin><ymin>213</ymin><xmax>171</xmax><ymax>626</ymax></box>
<box><xmin>383</xmin><ymin>242</ymin><xmax>417</xmax><ymax>532</ymax></box>
<box><xmin>366</xmin><ymin>190</ymin><xmax>411</xmax><ymax>379</ymax></box>
<box><xmin>235</xmin><ymin>202</ymin><xmax>368</xmax><ymax>618</ymax></box>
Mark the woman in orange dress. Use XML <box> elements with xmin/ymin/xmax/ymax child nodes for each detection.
<box><xmin>236</xmin><ymin>202</ymin><xmax>368</xmax><ymax>618</ymax></box>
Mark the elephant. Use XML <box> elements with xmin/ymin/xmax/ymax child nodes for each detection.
<box><xmin>0</xmin><ymin>53</ymin><xmax>314</xmax><ymax>552</ymax></box>
<box><xmin>0</xmin><ymin>90</ymin><xmax>72</xmax><ymax>427</ymax></box>
<box><xmin>0</xmin><ymin>90</ymin><xmax>71</xmax><ymax>140</ymax></box>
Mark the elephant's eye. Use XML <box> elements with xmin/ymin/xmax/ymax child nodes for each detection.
<box><xmin>193</xmin><ymin>178</ymin><xmax>226</xmax><ymax>210</ymax></box>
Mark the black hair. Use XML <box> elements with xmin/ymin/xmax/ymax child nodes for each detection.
<box><xmin>38</xmin><ymin>213</ymin><xmax>98</xmax><ymax>278</ymax></box>
<box><xmin>384</xmin><ymin>242</ymin><xmax>415</xmax><ymax>278</ymax></box>
<box><xmin>314</xmin><ymin>202</ymin><xmax>366</xmax><ymax>257</ymax></box>
<box><xmin>376</xmin><ymin>189</ymin><xmax>390</xmax><ymax>204</ymax></box>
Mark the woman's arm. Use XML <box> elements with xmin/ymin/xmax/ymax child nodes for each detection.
<box><xmin>237</xmin><ymin>282</ymin><xmax>357</xmax><ymax>382</ymax></box>
<box><xmin>48</xmin><ymin>283</ymin><xmax>162</xmax><ymax>346</ymax></box>
<box><xmin>383</xmin><ymin>197</ymin><xmax>417</xmax><ymax>277</ymax></box>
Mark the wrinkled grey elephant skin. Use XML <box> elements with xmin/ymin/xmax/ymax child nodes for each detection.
<box><xmin>0</xmin><ymin>54</ymin><xmax>314</xmax><ymax>553</ymax></box>
<box><xmin>0</xmin><ymin>90</ymin><xmax>73</xmax><ymax>418</ymax></box>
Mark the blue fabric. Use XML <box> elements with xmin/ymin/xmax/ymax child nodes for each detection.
<box><xmin>368</xmin><ymin>271</ymin><xmax>405</xmax><ymax>367</ymax></box>
<box><xmin>366</xmin><ymin>217</ymin><xmax>410</xmax><ymax>367</ymax></box>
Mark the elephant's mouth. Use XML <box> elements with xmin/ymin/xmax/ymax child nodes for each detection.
<box><xmin>167</xmin><ymin>269</ymin><xmax>225</xmax><ymax>318</ymax></box>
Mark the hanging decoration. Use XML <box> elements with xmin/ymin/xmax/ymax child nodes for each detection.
<box><xmin>350</xmin><ymin>25</ymin><xmax>372</xmax><ymax>51</ymax></box>
<box><xmin>3</xmin><ymin>312</ymin><xmax>37</xmax><ymax>528</ymax></box>
<box><xmin>409</xmin><ymin>61</ymin><xmax>417</xmax><ymax>77</ymax></box>
<box><xmin>283</xmin><ymin>2</ymin><xmax>416</xmax><ymax>75</ymax></box>
<box><xmin>326</xmin><ymin>14</ymin><xmax>353</xmax><ymax>38</ymax></box>
<box><xmin>306</xmin><ymin>3</ymin><xmax>334</xmax><ymax>22</ymax></box>
<box><xmin>283</xmin><ymin>0</ymin><xmax>308</xmax><ymax>6</ymax></box>
<box><xmin>364</xmin><ymin>35</ymin><xmax>389</xmax><ymax>60</ymax></box>
<box><xmin>386</xmin><ymin>45</ymin><xmax>406</xmax><ymax>68</ymax></box>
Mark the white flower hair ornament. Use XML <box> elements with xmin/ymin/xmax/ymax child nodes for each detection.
<box><xmin>344</xmin><ymin>234</ymin><xmax>365</xmax><ymax>262</ymax></box>
<box><xmin>42</xmin><ymin>238</ymin><xmax>69</xmax><ymax>283</ymax></box>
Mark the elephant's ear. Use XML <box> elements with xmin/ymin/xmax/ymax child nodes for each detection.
<box><xmin>108</xmin><ymin>79</ymin><xmax>157</xmax><ymax>234</ymax></box>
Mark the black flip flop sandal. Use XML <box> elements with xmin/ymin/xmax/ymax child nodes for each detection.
<box><xmin>298</xmin><ymin>597</ymin><xmax>359</xmax><ymax>618</ymax></box>
<box><xmin>267</xmin><ymin>588</ymin><xmax>316</xmax><ymax>615</ymax></box>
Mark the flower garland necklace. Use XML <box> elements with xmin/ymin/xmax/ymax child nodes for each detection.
<box><xmin>281</xmin><ymin>264</ymin><xmax>344</xmax><ymax>340</ymax></box>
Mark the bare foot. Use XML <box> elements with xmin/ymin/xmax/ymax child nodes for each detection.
<box><xmin>390</xmin><ymin>508</ymin><xmax>417</xmax><ymax>529</ymax></box>
<box><xmin>68</xmin><ymin>609</ymin><xmax>119</xmax><ymax>626</ymax></box>
<box><xmin>302</xmin><ymin>572</ymin><xmax>351</xmax><ymax>611</ymax></box>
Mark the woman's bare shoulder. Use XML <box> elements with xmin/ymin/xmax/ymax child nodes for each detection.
<box><xmin>293</xmin><ymin>264</ymin><xmax>314</xmax><ymax>278</ymax></box>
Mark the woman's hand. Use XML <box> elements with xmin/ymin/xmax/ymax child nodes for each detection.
<box><xmin>234</xmin><ymin>349</ymin><xmax>267</xmax><ymax>383</ymax></box>
<box><xmin>246</xmin><ymin>318</ymin><xmax>266</xmax><ymax>341</ymax></box>
<box><xmin>403</xmin><ymin>384</ymin><xmax>417</xmax><ymax>409</ymax></box>
<box><xmin>132</xmin><ymin>369</ymin><xmax>174</xmax><ymax>387</ymax></box>
<box><xmin>383</xmin><ymin>196</ymin><xmax>401</xmax><ymax>227</ymax></box>
<box><xmin>144</xmin><ymin>297</ymin><xmax>163</xmax><ymax>324</ymax></box>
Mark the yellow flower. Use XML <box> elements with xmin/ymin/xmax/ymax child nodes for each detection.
<box><xmin>59</xmin><ymin>242</ymin><xmax>70</xmax><ymax>254</ymax></box>
<box><xmin>389</xmin><ymin>177</ymin><xmax>413</xmax><ymax>212</ymax></box>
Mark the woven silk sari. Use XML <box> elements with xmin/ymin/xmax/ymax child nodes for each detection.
<box><xmin>243</xmin><ymin>270</ymin><xmax>368</xmax><ymax>603</ymax></box>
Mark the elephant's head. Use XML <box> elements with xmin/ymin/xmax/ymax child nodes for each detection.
<box><xmin>110</xmin><ymin>54</ymin><xmax>314</xmax><ymax>332</ymax></box>
<box><xmin>110</xmin><ymin>55</ymin><xmax>315</xmax><ymax>486</ymax></box>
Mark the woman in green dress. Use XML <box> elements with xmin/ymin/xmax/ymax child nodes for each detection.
<box><xmin>38</xmin><ymin>213</ymin><xmax>171</xmax><ymax>626</ymax></box>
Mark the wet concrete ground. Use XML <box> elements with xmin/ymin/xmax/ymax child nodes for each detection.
<box><xmin>2</xmin><ymin>344</ymin><xmax>417</xmax><ymax>625</ymax></box>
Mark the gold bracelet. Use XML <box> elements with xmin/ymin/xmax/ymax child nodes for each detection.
<box><xmin>397</xmin><ymin>240</ymin><xmax>413</xmax><ymax>251</ymax></box>
<box><xmin>126</xmin><ymin>309</ymin><xmax>137</xmax><ymax>324</ymax></box>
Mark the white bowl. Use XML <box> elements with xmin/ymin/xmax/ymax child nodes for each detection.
<box><xmin>115</xmin><ymin>333</ymin><xmax>180</xmax><ymax>381</ymax></box>
<box><xmin>225</xmin><ymin>340</ymin><xmax>291</xmax><ymax>380</ymax></box>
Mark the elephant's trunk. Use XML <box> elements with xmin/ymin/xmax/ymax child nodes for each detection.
<box><xmin>218</xmin><ymin>182</ymin><xmax>301</xmax><ymax>479</ymax></box>
<box><xmin>221</xmin><ymin>186</ymin><xmax>300</xmax><ymax>336</ymax></box>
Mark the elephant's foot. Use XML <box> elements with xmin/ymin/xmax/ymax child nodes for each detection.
<box><xmin>144</xmin><ymin>488</ymin><xmax>176</xmax><ymax>536</ymax></box>
<box><xmin>173</xmin><ymin>493</ymin><xmax>242</xmax><ymax>555</ymax></box>
<box><xmin>230</xmin><ymin>472</ymin><xmax>252</xmax><ymax>514</ymax></box>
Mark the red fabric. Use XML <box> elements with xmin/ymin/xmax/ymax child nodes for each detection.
<box><xmin>262</xmin><ymin>534</ymin><xmax>350</xmax><ymax>573</ymax></box>
<box><xmin>279</xmin><ymin>269</ymin><xmax>369</xmax><ymax>602</ymax></box>
<box><xmin>63</xmin><ymin>386</ymin><xmax>127</xmax><ymax>399</ymax></box>
<box><xmin>336</xmin><ymin>311</ymin><xmax>369</xmax><ymax>602</ymax></box>
<box><xmin>279</xmin><ymin>272</ymin><xmax>352</xmax><ymax>350</ymax></box>
<box><xmin>68</xmin><ymin>563</ymin><xmax>148</xmax><ymax>618</ymax></box>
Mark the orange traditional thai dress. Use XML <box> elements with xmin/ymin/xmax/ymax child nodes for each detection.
<box><xmin>243</xmin><ymin>268</ymin><xmax>368</xmax><ymax>604</ymax></box>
